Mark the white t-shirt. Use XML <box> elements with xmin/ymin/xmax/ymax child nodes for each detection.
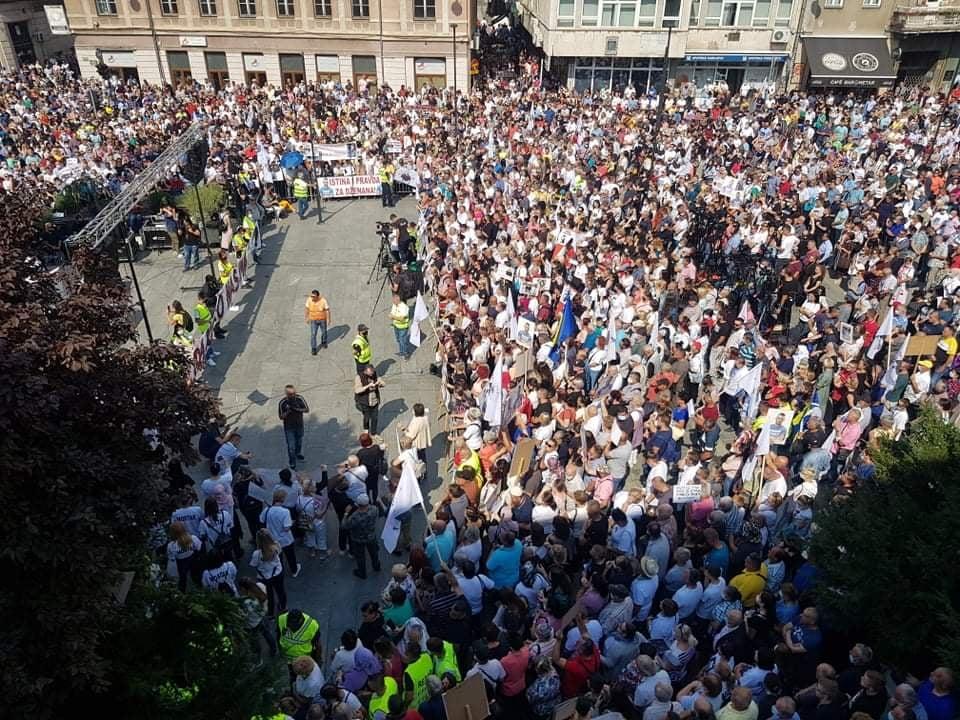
<box><xmin>456</xmin><ymin>572</ymin><xmax>494</xmax><ymax>615</ymax></box>
<box><xmin>202</xmin><ymin>561</ymin><xmax>238</xmax><ymax>594</ymax></box>
<box><xmin>515</xmin><ymin>573</ymin><xmax>549</xmax><ymax>610</ymax></box>
<box><xmin>294</xmin><ymin>664</ymin><xmax>325</xmax><ymax>702</ymax></box>
<box><xmin>250</xmin><ymin>548</ymin><xmax>284</xmax><ymax>580</ymax></box>
<box><xmin>260</xmin><ymin>504</ymin><xmax>294</xmax><ymax>547</ymax></box>
<box><xmin>467</xmin><ymin>659</ymin><xmax>506</xmax><ymax>686</ymax></box>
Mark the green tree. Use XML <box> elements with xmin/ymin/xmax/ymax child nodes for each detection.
<box><xmin>0</xmin><ymin>193</ymin><xmax>280</xmax><ymax>717</ymax></box>
<box><xmin>809</xmin><ymin>408</ymin><xmax>960</xmax><ymax>673</ymax></box>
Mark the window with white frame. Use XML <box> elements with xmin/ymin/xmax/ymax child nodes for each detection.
<box><xmin>160</xmin><ymin>0</ymin><xmax>178</xmax><ymax>14</ymax></box>
<box><xmin>558</xmin><ymin>0</ymin><xmax>575</xmax><ymax>25</ymax></box>
<box><xmin>238</xmin><ymin>0</ymin><xmax>255</xmax><ymax>16</ymax></box>
<box><xmin>352</xmin><ymin>0</ymin><xmax>369</xmax><ymax>16</ymax></box>
<box><xmin>721</xmin><ymin>0</ymin><xmax>753</xmax><ymax>25</ymax></box>
<box><xmin>753</xmin><ymin>0</ymin><xmax>769</xmax><ymax>24</ymax></box>
<box><xmin>704</xmin><ymin>0</ymin><xmax>721</xmax><ymax>24</ymax></box>
<box><xmin>314</xmin><ymin>0</ymin><xmax>331</xmax><ymax>14</ymax></box>
<box><xmin>601</xmin><ymin>0</ymin><xmax>635</xmax><ymax>25</ymax></box>
<box><xmin>662</xmin><ymin>0</ymin><xmax>681</xmax><ymax>25</ymax></box>
<box><xmin>95</xmin><ymin>0</ymin><xmax>118</xmax><ymax>13</ymax></box>
<box><xmin>573</xmin><ymin>57</ymin><xmax>663</xmax><ymax>93</ymax></box>
<box><xmin>277</xmin><ymin>0</ymin><xmax>294</xmax><ymax>15</ymax></box>
<box><xmin>414</xmin><ymin>0</ymin><xmax>436</xmax><ymax>17</ymax></box>
<box><xmin>823</xmin><ymin>0</ymin><xmax>842</xmax><ymax>6</ymax></box>
<box><xmin>581</xmin><ymin>0</ymin><xmax>599</xmax><ymax>24</ymax></box>
<box><xmin>862</xmin><ymin>0</ymin><xmax>880</xmax><ymax>6</ymax></box>
<box><xmin>638</xmin><ymin>0</ymin><xmax>655</xmax><ymax>25</ymax></box>
<box><xmin>689</xmin><ymin>0</ymin><xmax>700</xmax><ymax>24</ymax></box>
<box><xmin>198</xmin><ymin>0</ymin><xmax>216</xmax><ymax>14</ymax></box>
<box><xmin>774</xmin><ymin>0</ymin><xmax>792</xmax><ymax>24</ymax></box>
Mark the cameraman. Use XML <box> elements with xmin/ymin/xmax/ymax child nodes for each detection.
<box><xmin>391</xmin><ymin>214</ymin><xmax>412</xmax><ymax>264</ymax></box>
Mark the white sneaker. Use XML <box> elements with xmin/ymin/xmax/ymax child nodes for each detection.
<box><xmin>207</xmin><ymin>358</ymin><xmax>217</xmax><ymax>367</ymax></box>
<box><xmin>292</xmin><ymin>564</ymin><xmax>302</xmax><ymax>578</ymax></box>
<box><xmin>229</xmin><ymin>305</ymin><xmax>240</xmax><ymax>312</ymax></box>
<box><xmin>212</xmin><ymin>350</ymin><xmax>222</xmax><ymax>356</ymax></box>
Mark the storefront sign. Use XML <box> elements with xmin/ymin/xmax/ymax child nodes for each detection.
<box><xmin>317</xmin><ymin>175</ymin><xmax>381</xmax><ymax>198</ymax></box>
<box><xmin>101</xmin><ymin>50</ymin><xmax>137</xmax><ymax>67</ymax></box>
<box><xmin>179</xmin><ymin>36</ymin><xmax>207</xmax><ymax>47</ymax></box>
<box><xmin>684</xmin><ymin>54</ymin><xmax>788</xmax><ymax>63</ymax></box>
<box><xmin>44</xmin><ymin>5</ymin><xmax>70</xmax><ymax>34</ymax></box>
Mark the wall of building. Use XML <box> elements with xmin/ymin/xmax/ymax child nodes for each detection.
<box><xmin>0</xmin><ymin>0</ymin><xmax>75</xmax><ymax>70</ymax></box>
<box><xmin>64</xmin><ymin>0</ymin><xmax>471</xmax><ymax>89</ymax></box>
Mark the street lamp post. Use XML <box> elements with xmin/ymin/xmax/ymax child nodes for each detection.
<box><xmin>452</xmin><ymin>23</ymin><xmax>458</xmax><ymax>126</ymax></box>
<box><xmin>144</xmin><ymin>0</ymin><xmax>167</xmax><ymax>85</ymax></box>
<box><xmin>306</xmin><ymin>94</ymin><xmax>324</xmax><ymax>224</ymax></box>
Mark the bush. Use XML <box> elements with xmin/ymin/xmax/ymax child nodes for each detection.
<box><xmin>175</xmin><ymin>182</ymin><xmax>226</xmax><ymax>225</ymax></box>
<box><xmin>809</xmin><ymin>408</ymin><xmax>960</xmax><ymax>673</ymax></box>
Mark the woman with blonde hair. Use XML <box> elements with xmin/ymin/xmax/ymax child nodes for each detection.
<box><xmin>659</xmin><ymin>623</ymin><xmax>698</xmax><ymax>683</ymax></box>
<box><xmin>166</xmin><ymin>521</ymin><xmax>202</xmax><ymax>591</ymax></box>
<box><xmin>249</xmin><ymin>527</ymin><xmax>286</xmax><ymax>616</ymax></box>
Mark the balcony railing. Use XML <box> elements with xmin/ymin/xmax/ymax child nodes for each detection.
<box><xmin>890</xmin><ymin>4</ymin><xmax>960</xmax><ymax>33</ymax></box>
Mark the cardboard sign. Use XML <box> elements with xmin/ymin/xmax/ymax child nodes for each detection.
<box><xmin>553</xmin><ymin>699</ymin><xmax>579</xmax><ymax>720</ymax></box>
<box><xmin>904</xmin><ymin>333</ymin><xmax>941</xmax><ymax>357</ymax></box>
<box><xmin>443</xmin><ymin>672</ymin><xmax>490</xmax><ymax>720</ymax></box>
<box><xmin>508</xmin><ymin>438</ymin><xmax>537</xmax><ymax>480</ymax></box>
<box><xmin>672</xmin><ymin>483</ymin><xmax>704</xmax><ymax>504</ymax></box>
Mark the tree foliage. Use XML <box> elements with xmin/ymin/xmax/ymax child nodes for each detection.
<box><xmin>809</xmin><ymin>408</ymin><xmax>960</xmax><ymax>673</ymax></box>
<box><xmin>0</xmin><ymin>192</ymin><xmax>278</xmax><ymax>717</ymax></box>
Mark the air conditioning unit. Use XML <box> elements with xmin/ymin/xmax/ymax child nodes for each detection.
<box><xmin>605</xmin><ymin>37</ymin><xmax>618</xmax><ymax>55</ymax></box>
<box><xmin>771</xmin><ymin>28</ymin><xmax>792</xmax><ymax>43</ymax></box>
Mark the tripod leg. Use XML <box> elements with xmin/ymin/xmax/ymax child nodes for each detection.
<box><xmin>371</xmin><ymin>264</ymin><xmax>391</xmax><ymax>318</ymax></box>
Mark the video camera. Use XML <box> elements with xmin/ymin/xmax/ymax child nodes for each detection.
<box><xmin>376</xmin><ymin>220</ymin><xmax>393</xmax><ymax>235</ymax></box>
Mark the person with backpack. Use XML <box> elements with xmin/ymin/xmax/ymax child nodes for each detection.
<box><xmin>197</xmin><ymin>496</ymin><xmax>234</xmax><ymax>558</ymax></box>
<box><xmin>250</xmin><ymin>528</ymin><xmax>286</xmax><ymax>616</ymax></box>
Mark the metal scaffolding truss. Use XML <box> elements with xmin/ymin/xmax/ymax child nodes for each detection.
<box><xmin>70</xmin><ymin>122</ymin><xmax>207</xmax><ymax>252</ymax></box>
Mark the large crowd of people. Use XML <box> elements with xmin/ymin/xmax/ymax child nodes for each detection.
<box><xmin>5</xmin><ymin>40</ymin><xmax>960</xmax><ymax>720</ymax></box>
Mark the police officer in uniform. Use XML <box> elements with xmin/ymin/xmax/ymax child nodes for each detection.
<box><xmin>352</xmin><ymin>323</ymin><xmax>373</xmax><ymax>374</ymax></box>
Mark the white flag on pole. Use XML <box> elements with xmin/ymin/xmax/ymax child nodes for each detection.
<box><xmin>866</xmin><ymin>308</ymin><xmax>893</xmax><ymax>359</ymax></box>
<box><xmin>820</xmin><ymin>429</ymin><xmax>836</xmax><ymax>452</ymax></box>
<box><xmin>409</xmin><ymin>292</ymin><xmax>431</xmax><ymax>348</ymax></box>
<box><xmin>738</xmin><ymin>300</ymin><xmax>755</xmax><ymax>323</ymax></box>
<box><xmin>648</xmin><ymin>311</ymin><xmax>660</xmax><ymax>344</ymax></box>
<box><xmin>606</xmin><ymin>308</ymin><xmax>618</xmax><ymax>362</ymax></box>
<box><xmin>882</xmin><ymin>333</ymin><xmax>911</xmax><ymax>389</ymax></box>
<box><xmin>381</xmin><ymin>463</ymin><xmax>425</xmax><ymax>553</ymax></box>
<box><xmin>483</xmin><ymin>357</ymin><xmax>505</xmax><ymax>427</ymax></box>
<box><xmin>754</xmin><ymin>419</ymin><xmax>773</xmax><ymax>457</ymax></box>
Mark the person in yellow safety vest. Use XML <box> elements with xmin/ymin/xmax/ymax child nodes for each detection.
<box><xmin>277</xmin><ymin>608</ymin><xmax>321</xmax><ymax>664</ymax></box>
<box><xmin>426</xmin><ymin>637</ymin><xmax>461</xmax><ymax>682</ymax></box>
<box><xmin>368</xmin><ymin>673</ymin><xmax>399</xmax><ymax>720</ymax></box>
<box><xmin>402</xmin><ymin>645</ymin><xmax>433</xmax><ymax>709</ymax></box>
<box><xmin>352</xmin><ymin>323</ymin><xmax>373</xmax><ymax>374</ymax></box>
<box><xmin>194</xmin><ymin>291</ymin><xmax>220</xmax><ymax>367</ymax></box>
<box><xmin>216</xmin><ymin>249</ymin><xmax>234</xmax><ymax>287</ymax></box>
<box><xmin>455</xmin><ymin>438</ymin><xmax>484</xmax><ymax>487</ymax></box>
<box><xmin>293</xmin><ymin>174</ymin><xmax>310</xmax><ymax>220</ymax></box>
<box><xmin>378</xmin><ymin>159</ymin><xmax>395</xmax><ymax>208</ymax></box>
<box><xmin>389</xmin><ymin>292</ymin><xmax>412</xmax><ymax>359</ymax></box>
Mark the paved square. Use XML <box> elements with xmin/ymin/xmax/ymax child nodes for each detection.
<box><xmin>133</xmin><ymin>195</ymin><xmax>445</xmax><ymax>647</ymax></box>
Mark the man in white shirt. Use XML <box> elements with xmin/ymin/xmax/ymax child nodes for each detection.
<box><xmin>260</xmin><ymin>487</ymin><xmax>301</xmax><ymax>577</ymax></box>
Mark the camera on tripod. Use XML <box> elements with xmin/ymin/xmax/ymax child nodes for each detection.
<box><xmin>376</xmin><ymin>221</ymin><xmax>392</xmax><ymax>235</ymax></box>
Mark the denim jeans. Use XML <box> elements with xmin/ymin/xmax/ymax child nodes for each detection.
<box><xmin>394</xmin><ymin>326</ymin><xmax>410</xmax><ymax>356</ymax></box>
<box><xmin>182</xmin><ymin>243</ymin><xmax>199</xmax><ymax>270</ymax></box>
<box><xmin>381</xmin><ymin>182</ymin><xmax>394</xmax><ymax>207</ymax></box>
<box><xmin>309</xmin><ymin>319</ymin><xmax>328</xmax><ymax>352</ymax></box>
<box><xmin>284</xmin><ymin>427</ymin><xmax>303</xmax><ymax>468</ymax></box>
<box><xmin>297</xmin><ymin>197</ymin><xmax>309</xmax><ymax>218</ymax></box>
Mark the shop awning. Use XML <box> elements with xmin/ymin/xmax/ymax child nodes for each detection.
<box><xmin>804</xmin><ymin>36</ymin><xmax>896</xmax><ymax>88</ymax></box>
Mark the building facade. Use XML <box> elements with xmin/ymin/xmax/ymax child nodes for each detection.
<box><xmin>515</xmin><ymin>0</ymin><xmax>803</xmax><ymax>93</ymax></box>
<box><xmin>0</xmin><ymin>1</ymin><xmax>75</xmax><ymax>69</ymax></box>
<box><xmin>62</xmin><ymin>0</ymin><xmax>472</xmax><ymax>90</ymax></box>
<box><xmin>889</xmin><ymin>0</ymin><xmax>960</xmax><ymax>91</ymax></box>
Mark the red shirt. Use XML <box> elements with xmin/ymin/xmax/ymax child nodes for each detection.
<box><xmin>501</xmin><ymin>647</ymin><xmax>530</xmax><ymax>697</ymax></box>
<box><xmin>561</xmin><ymin>647</ymin><xmax>600</xmax><ymax>697</ymax></box>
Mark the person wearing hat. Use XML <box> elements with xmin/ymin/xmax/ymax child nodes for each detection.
<box><xmin>905</xmin><ymin>359</ymin><xmax>933</xmax><ymax>411</ymax></box>
<box><xmin>631</xmin><ymin>556</ymin><xmax>660</xmax><ymax>622</ymax></box>
<box><xmin>342</xmin><ymin>493</ymin><xmax>381</xmax><ymax>579</ymax></box>
<box><xmin>352</xmin><ymin>323</ymin><xmax>373</xmax><ymax>374</ymax></box>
